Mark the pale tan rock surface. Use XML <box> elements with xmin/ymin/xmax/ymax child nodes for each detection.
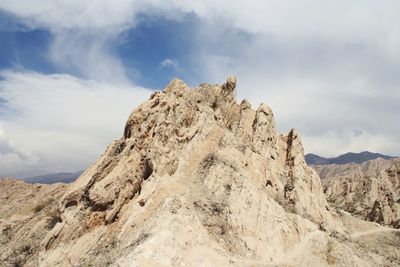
<box><xmin>1</xmin><ymin>77</ymin><xmax>399</xmax><ymax>266</ymax></box>
<box><xmin>0</xmin><ymin>178</ymin><xmax>67</xmax><ymax>266</ymax></box>
<box><xmin>314</xmin><ymin>158</ymin><xmax>400</xmax><ymax>228</ymax></box>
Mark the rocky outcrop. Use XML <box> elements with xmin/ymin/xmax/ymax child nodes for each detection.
<box><xmin>314</xmin><ymin>158</ymin><xmax>400</xmax><ymax>228</ymax></box>
<box><xmin>37</xmin><ymin>76</ymin><xmax>343</xmax><ymax>266</ymax></box>
<box><xmin>1</xmin><ymin>77</ymin><xmax>399</xmax><ymax>266</ymax></box>
<box><xmin>0</xmin><ymin>178</ymin><xmax>67</xmax><ymax>266</ymax></box>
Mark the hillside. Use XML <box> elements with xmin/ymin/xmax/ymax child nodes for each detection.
<box><xmin>1</xmin><ymin>77</ymin><xmax>399</xmax><ymax>266</ymax></box>
<box><xmin>313</xmin><ymin>158</ymin><xmax>400</xmax><ymax>228</ymax></box>
<box><xmin>0</xmin><ymin>178</ymin><xmax>68</xmax><ymax>266</ymax></box>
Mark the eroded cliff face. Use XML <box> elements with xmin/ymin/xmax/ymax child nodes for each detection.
<box><xmin>35</xmin><ymin>77</ymin><xmax>344</xmax><ymax>266</ymax></box>
<box><xmin>316</xmin><ymin>158</ymin><xmax>400</xmax><ymax>228</ymax></box>
<box><xmin>2</xmin><ymin>77</ymin><xmax>399</xmax><ymax>267</ymax></box>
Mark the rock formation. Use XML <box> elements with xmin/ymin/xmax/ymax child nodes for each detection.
<box><xmin>1</xmin><ymin>77</ymin><xmax>399</xmax><ymax>266</ymax></box>
<box><xmin>314</xmin><ymin>158</ymin><xmax>400</xmax><ymax>228</ymax></box>
<box><xmin>0</xmin><ymin>179</ymin><xmax>67</xmax><ymax>266</ymax></box>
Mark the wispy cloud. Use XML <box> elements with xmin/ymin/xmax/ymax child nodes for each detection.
<box><xmin>0</xmin><ymin>70</ymin><xmax>151</xmax><ymax>177</ymax></box>
<box><xmin>0</xmin><ymin>123</ymin><xmax>40</xmax><ymax>177</ymax></box>
<box><xmin>0</xmin><ymin>1</ymin><xmax>138</xmax><ymax>30</ymax></box>
<box><xmin>0</xmin><ymin>0</ymin><xmax>399</xmax><ymax>173</ymax></box>
<box><xmin>0</xmin><ymin>1</ymin><xmax>142</xmax><ymax>83</ymax></box>
<box><xmin>49</xmin><ymin>30</ymin><xmax>130</xmax><ymax>84</ymax></box>
<box><xmin>177</xmin><ymin>1</ymin><xmax>400</xmax><ymax>156</ymax></box>
<box><xmin>159</xmin><ymin>58</ymin><xmax>180</xmax><ymax>71</ymax></box>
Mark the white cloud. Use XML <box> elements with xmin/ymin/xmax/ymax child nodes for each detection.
<box><xmin>0</xmin><ymin>124</ymin><xmax>40</xmax><ymax>177</ymax></box>
<box><xmin>303</xmin><ymin>131</ymin><xmax>400</xmax><ymax>158</ymax></box>
<box><xmin>159</xmin><ymin>58</ymin><xmax>179</xmax><ymax>71</ymax></box>
<box><xmin>0</xmin><ymin>1</ymin><xmax>141</xmax><ymax>83</ymax></box>
<box><xmin>49</xmin><ymin>30</ymin><xmax>131</xmax><ymax>85</ymax></box>
<box><xmin>172</xmin><ymin>1</ymin><xmax>400</xmax><ymax>157</ymax></box>
<box><xmin>0</xmin><ymin>1</ymin><xmax>138</xmax><ymax>30</ymax></box>
<box><xmin>0</xmin><ymin>70</ymin><xmax>151</xmax><ymax>177</ymax></box>
<box><xmin>1</xmin><ymin>0</ymin><xmax>400</xmax><ymax>161</ymax></box>
<box><xmin>0</xmin><ymin>1</ymin><xmax>193</xmax><ymax>83</ymax></box>
<box><xmin>0</xmin><ymin>0</ymin><xmax>194</xmax><ymax>30</ymax></box>
<box><xmin>213</xmin><ymin>62</ymin><xmax>400</xmax><ymax>157</ymax></box>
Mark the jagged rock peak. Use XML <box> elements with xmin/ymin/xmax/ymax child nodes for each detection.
<box><xmin>164</xmin><ymin>77</ymin><xmax>190</xmax><ymax>93</ymax></box>
<box><xmin>34</xmin><ymin>77</ymin><xmax>350</xmax><ymax>266</ymax></box>
<box><xmin>222</xmin><ymin>75</ymin><xmax>237</xmax><ymax>92</ymax></box>
<box><xmin>124</xmin><ymin>76</ymin><xmax>243</xmax><ymax>140</ymax></box>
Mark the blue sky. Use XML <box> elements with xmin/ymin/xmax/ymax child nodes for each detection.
<box><xmin>0</xmin><ymin>1</ymin><xmax>399</xmax><ymax>177</ymax></box>
<box><xmin>0</xmin><ymin>12</ymin><xmax>197</xmax><ymax>88</ymax></box>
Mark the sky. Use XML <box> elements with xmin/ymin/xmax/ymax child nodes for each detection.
<box><xmin>0</xmin><ymin>1</ymin><xmax>399</xmax><ymax>178</ymax></box>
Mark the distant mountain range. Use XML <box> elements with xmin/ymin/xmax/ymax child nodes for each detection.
<box><xmin>305</xmin><ymin>151</ymin><xmax>396</xmax><ymax>165</ymax></box>
<box><xmin>23</xmin><ymin>171</ymin><xmax>83</xmax><ymax>184</ymax></box>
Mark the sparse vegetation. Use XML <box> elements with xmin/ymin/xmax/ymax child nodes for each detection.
<box><xmin>326</xmin><ymin>240</ymin><xmax>337</xmax><ymax>265</ymax></box>
<box><xmin>46</xmin><ymin>209</ymin><xmax>62</xmax><ymax>229</ymax></box>
<box><xmin>210</xmin><ymin>202</ymin><xmax>224</xmax><ymax>214</ymax></box>
<box><xmin>20</xmin><ymin>244</ymin><xmax>32</xmax><ymax>254</ymax></box>
<box><xmin>224</xmin><ymin>184</ymin><xmax>231</xmax><ymax>192</ymax></box>
<box><xmin>204</xmin><ymin>152</ymin><xmax>216</xmax><ymax>164</ymax></box>
<box><xmin>33</xmin><ymin>198</ymin><xmax>54</xmax><ymax>213</ymax></box>
<box><xmin>138</xmin><ymin>199</ymin><xmax>146</xmax><ymax>207</ymax></box>
<box><xmin>211</xmin><ymin>96</ymin><xmax>219</xmax><ymax>110</ymax></box>
<box><xmin>33</xmin><ymin>204</ymin><xmax>44</xmax><ymax>213</ymax></box>
<box><xmin>222</xmin><ymin>107</ymin><xmax>238</xmax><ymax>129</ymax></box>
<box><xmin>12</xmin><ymin>258</ymin><xmax>23</xmax><ymax>267</ymax></box>
<box><xmin>11</xmin><ymin>244</ymin><xmax>33</xmax><ymax>267</ymax></box>
<box><xmin>134</xmin><ymin>232</ymin><xmax>150</xmax><ymax>246</ymax></box>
